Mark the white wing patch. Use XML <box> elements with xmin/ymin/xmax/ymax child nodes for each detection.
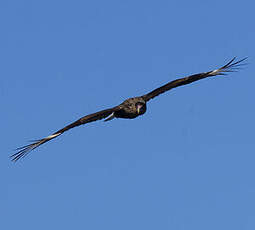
<box><xmin>104</xmin><ymin>112</ymin><xmax>115</xmax><ymax>122</ymax></box>
<box><xmin>46</xmin><ymin>133</ymin><xmax>61</xmax><ymax>139</ymax></box>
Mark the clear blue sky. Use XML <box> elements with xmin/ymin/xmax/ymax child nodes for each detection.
<box><xmin>2</xmin><ymin>0</ymin><xmax>255</xmax><ymax>229</ymax></box>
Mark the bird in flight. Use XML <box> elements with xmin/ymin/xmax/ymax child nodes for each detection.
<box><xmin>11</xmin><ymin>57</ymin><xmax>246</xmax><ymax>161</ymax></box>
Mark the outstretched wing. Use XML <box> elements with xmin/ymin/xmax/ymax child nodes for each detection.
<box><xmin>142</xmin><ymin>57</ymin><xmax>247</xmax><ymax>102</ymax></box>
<box><xmin>11</xmin><ymin>107</ymin><xmax>119</xmax><ymax>162</ymax></box>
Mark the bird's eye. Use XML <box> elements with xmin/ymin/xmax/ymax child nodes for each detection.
<box><xmin>135</xmin><ymin>102</ymin><xmax>144</xmax><ymax>108</ymax></box>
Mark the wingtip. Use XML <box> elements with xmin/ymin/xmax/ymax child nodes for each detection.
<box><xmin>10</xmin><ymin>139</ymin><xmax>44</xmax><ymax>162</ymax></box>
<box><xmin>220</xmin><ymin>56</ymin><xmax>248</xmax><ymax>72</ymax></box>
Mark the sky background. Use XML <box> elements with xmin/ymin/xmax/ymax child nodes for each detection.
<box><xmin>1</xmin><ymin>0</ymin><xmax>255</xmax><ymax>229</ymax></box>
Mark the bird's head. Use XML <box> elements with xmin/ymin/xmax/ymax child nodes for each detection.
<box><xmin>135</xmin><ymin>101</ymin><xmax>147</xmax><ymax>115</ymax></box>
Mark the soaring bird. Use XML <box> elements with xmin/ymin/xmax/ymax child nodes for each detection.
<box><xmin>11</xmin><ymin>57</ymin><xmax>246</xmax><ymax>161</ymax></box>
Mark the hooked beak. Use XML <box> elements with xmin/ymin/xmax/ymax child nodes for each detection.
<box><xmin>137</xmin><ymin>104</ymin><xmax>142</xmax><ymax>114</ymax></box>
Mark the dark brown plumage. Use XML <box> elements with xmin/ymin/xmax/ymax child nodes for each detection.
<box><xmin>11</xmin><ymin>57</ymin><xmax>246</xmax><ymax>161</ymax></box>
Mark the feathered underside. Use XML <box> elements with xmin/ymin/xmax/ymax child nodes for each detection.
<box><xmin>11</xmin><ymin>107</ymin><xmax>118</xmax><ymax>161</ymax></box>
<box><xmin>11</xmin><ymin>57</ymin><xmax>247</xmax><ymax>162</ymax></box>
<box><xmin>142</xmin><ymin>57</ymin><xmax>247</xmax><ymax>102</ymax></box>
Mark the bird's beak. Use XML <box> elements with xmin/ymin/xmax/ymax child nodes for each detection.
<box><xmin>137</xmin><ymin>104</ymin><xmax>143</xmax><ymax>114</ymax></box>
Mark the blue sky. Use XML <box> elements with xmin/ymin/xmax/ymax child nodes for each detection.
<box><xmin>2</xmin><ymin>0</ymin><xmax>255</xmax><ymax>229</ymax></box>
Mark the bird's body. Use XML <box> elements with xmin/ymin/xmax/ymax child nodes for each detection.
<box><xmin>114</xmin><ymin>97</ymin><xmax>147</xmax><ymax>119</ymax></box>
<box><xmin>11</xmin><ymin>57</ymin><xmax>247</xmax><ymax>161</ymax></box>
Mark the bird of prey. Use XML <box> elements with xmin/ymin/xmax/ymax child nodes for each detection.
<box><xmin>11</xmin><ymin>57</ymin><xmax>246</xmax><ymax>161</ymax></box>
